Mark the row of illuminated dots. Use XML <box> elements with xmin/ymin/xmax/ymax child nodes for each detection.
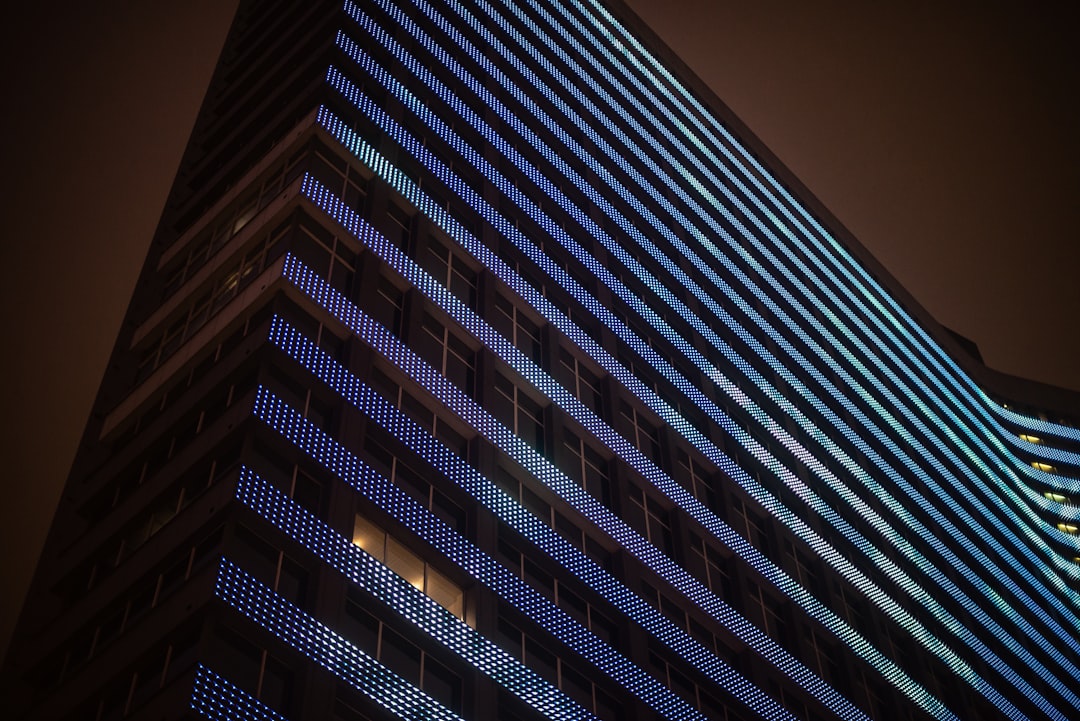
<box><xmin>1022</xmin><ymin>434</ymin><xmax>1080</xmax><ymax>553</ymax></box>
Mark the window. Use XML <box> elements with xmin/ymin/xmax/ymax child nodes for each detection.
<box><xmin>745</xmin><ymin>582</ymin><xmax>788</xmax><ymax>644</ymax></box>
<box><xmin>418</xmin><ymin>312</ymin><xmax>477</xmax><ymax>397</ymax></box>
<box><xmin>629</xmin><ymin>486</ymin><xmax>674</xmax><ymax>556</ymax></box>
<box><xmin>497</xmin><ymin>616</ymin><xmax>620</xmax><ymax>720</ymax></box>
<box><xmin>371</xmin><ymin>276</ymin><xmax>405</xmax><ymax>336</ymax></box>
<box><xmin>689</xmin><ymin>534</ymin><xmax>735</xmax><ymax>601</ymax></box>
<box><xmin>561</xmin><ymin>430</ymin><xmax>612</xmax><ymax>507</ymax></box>
<box><xmin>492</xmin><ymin>292</ymin><xmax>542</xmax><ymax>363</ymax></box>
<box><xmin>730</xmin><ymin>498</ymin><xmax>772</xmax><ymax>557</ymax></box>
<box><xmin>343</xmin><ymin>592</ymin><xmax>464</xmax><ymax>713</ymax></box>
<box><xmin>423</xmin><ymin>238</ymin><xmax>478</xmax><ymax>308</ymax></box>
<box><xmin>556</xmin><ymin>348</ymin><xmax>603</xmax><ymax>414</ymax></box>
<box><xmin>492</xmin><ymin>373</ymin><xmax>545</xmax><ymax>453</ymax></box>
<box><xmin>619</xmin><ymin>401</ymin><xmax>662</xmax><ymax>463</ymax></box>
<box><xmin>352</xmin><ymin>515</ymin><xmax>464</xmax><ymax>619</ymax></box>
<box><xmin>674</xmin><ymin>448</ymin><xmax>717</xmax><ymax>508</ymax></box>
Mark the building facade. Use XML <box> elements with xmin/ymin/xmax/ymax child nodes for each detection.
<box><xmin>4</xmin><ymin>1</ymin><xmax>1080</xmax><ymax>720</ymax></box>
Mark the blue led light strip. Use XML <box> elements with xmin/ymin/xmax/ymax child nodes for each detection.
<box><xmin>233</xmin><ymin>464</ymin><xmax>599</xmax><ymax>721</ymax></box>
<box><xmin>303</xmin><ymin>65</ymin><xmax>1049</xmax><ymax>715</ymax></box>
<box><xmin>544</xmin><ymin>0</ymin><xmax>1080</xmax><ymax>557</ymax></box>
<box><xmin>324</xmin><ymin>8</ymin><xmax>1074</xmax><ymax>712</ymax></box>
<box><xmin>190</xmin><ymin>664</ymin><xmax>290</xmax><ymax>721</ymax></box>
<box><xmin>249</xmin><ymin>384</ymin><xmax>714</xmax><ymax>721</ymax></box>
<box><xmin>572</xmin><ymin>0</ymin><xmax>1080</xmax><ymax>456</ymax></box>
<box><xmin>214</xmin><ymin>556</ymin><xmax>464</xmax><ymax>721</ymax></box>
<box><xmin>265</xmin><ymin>292</ymin><xmax>868</xmax><ymax>721</ymax></box>
<box><xmin>998</xmin><ymin>405</ymin><xmax>1080</xmax><ymax>446</ymax></box>
<box><xmin>457</xmin><ymin>0</ymin><xmax>1080</xmax><ymax>608</ymax></box>
<box><xmin>386</xmin><ymin>0</ymin><xmax>1080</xmax><ymax>690</ymax></box>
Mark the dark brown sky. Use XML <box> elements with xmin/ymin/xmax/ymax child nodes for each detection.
<box><xmin>2</xmin><ymin>1</ymin><xmax>1077</xmax><ymax>662</ymax></box>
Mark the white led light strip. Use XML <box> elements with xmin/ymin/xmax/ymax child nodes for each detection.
<box><xmin>214</xmin><ymin>557</ymin><xmax>464</xmax><ymax>721</ymax></box>
<box><xmin>249</xmin><ymin>384</ymin><xmax>716</xmax><ymax>721</ymax></box>
<box><xmin>323</xmin><ymin>11</ymin><xmax>1074</xmax><ymax>712</ymax></box>
<box><xmin>190</xmin><ymin>664</ymin><xmax>290</xmax><ymax>721</ymax></box>
<box><xmin>233</xmin><ymin>463</ymin><xmax>599</xmax><ymax>721</ymax></box>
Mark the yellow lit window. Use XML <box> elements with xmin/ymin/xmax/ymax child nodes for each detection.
<box><xmin>1019</xmin><ymin>434</ymin><xmax>1042</xmax><ymax>444</ymax></box>
<box><xmin>1056</xmin><ymin>522</ymin><xmax>1079</xmax><ymax>535</ymax></box>
<box><xmin>352</xmin><ymin>515</ymin><xmax>465</xmax><ymax>619</ymax></box>
<box><xmin>1044</xmin><ymin>491</ymin><xmax>1071</xmax><ymax>504</ymax></box>
<box><xmin>1032</xmin><ymin>462</ymin><xmax>1056</xmax><ymax>473</ymax></box>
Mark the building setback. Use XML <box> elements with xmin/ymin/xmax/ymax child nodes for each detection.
<box><xmin>4</xmin><ymin>1</ymin><xmax>1080</xmax><ymax>720</ymax></box>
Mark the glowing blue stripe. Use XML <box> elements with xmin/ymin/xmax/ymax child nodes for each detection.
<box><xmin>214</xmin><ymin>557</ymin><xmax>463</xmax><ymax>720</ymax></box>
<box><xmin>233</xmin><ymin>464</ymin><xmax>599</xmax><ymax>721</ymax></box>
<box><xmin>190</xmin><ymin>664</ymin><xmax>289</xmax><ymax>721</ymax></box>
<box><xmin>393</xmin><ymin>0</ymin><xmax>1080</xmax><ymax>621</ymax></box>
<box><xmin>539</xmin><ymin>0</ymin><xmax>1080</xmax><ymax>563</ymax></box>
<box><xmin>572</xmin><ymin>0</ymin><xmax>1080</xmax><ymax>455</ymax></box>
<box><xmin>249</xmin><ymin>385</ymin><xmax>712</xmax><ymax>721</ymax></box>
<box><xmin>324</xmin><ymin>8</ymin><xmax>1076</xmax><ymax>711</ymax></box>
<box><xmin>304</xmin><ymin>68</ymin><xmax>1049</xmax><ymax>715</ymax></box>
<box><xmin>265</xmin><ymin>295</ymin><xmax>864</xmax><ymax>721</ymax></box>
<box><xmin>997</xmin><ymin>405</ymin><xmax>1080</xmax><ymax>445</ymax></box>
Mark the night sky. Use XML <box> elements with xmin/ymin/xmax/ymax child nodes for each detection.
<box><xmin>1</xmin><ymin>1</ymin><xmax>1077</xmax><ymax>662</ymax></box>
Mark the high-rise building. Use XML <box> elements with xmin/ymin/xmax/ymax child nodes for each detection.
<box><xmin>4</xmin><ymin>1</ymin><xmax>1079</xmax><ymax>720</ymax></box>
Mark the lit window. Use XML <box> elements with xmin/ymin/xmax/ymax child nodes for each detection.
<box><xmin>1032</xmin><ymin>461</ymin><xmax>1056</xmax><ymax>473</ymax></box>
<box><xmin>1044</xmin><ymin>491</ymin><xmax>1071</xmax><ymax>504</ymax></box>
<box><xmin>352</xmin><ymin>515</ymin><xmax>464</xmax><ymax>619</ymax></box>
<box><xmin>1019</xmin><ymin>434</ymin><xmax>1042</xmax><ymax>444</ymax></box>
<box><xmin>1056</xmin><ymin>522</ymin><xmax>1079</xmax><ymax>535</ymax></box>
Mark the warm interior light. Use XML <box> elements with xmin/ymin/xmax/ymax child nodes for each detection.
<box><xmin>1019</xmin><ymin>434</ymin><xmax>1042</xmax><ymax>444</ymax></box>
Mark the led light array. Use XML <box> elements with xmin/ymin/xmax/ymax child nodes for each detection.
<box><xmin>249</xmin><ymin>384</ymin><xmax>714</xmax><ymax>721</ymax></box>
<box><xmin>471</xmin><ymin>0</ymin><xmax>1080</xmax><ymax>534</ymax></box>
<box><xmin>541</xmin><ymin>0</ymin><xmax>1080</xmax><ymax>515</ymax></box>
<box><xmin>387</xmin><ymin>0</ymin><xmax>1080</xmax><ymax>684</ymax></box>
<box><xmin>190</xmin><ymin>663</ymin><xmax>290</xmax><ymax>721</ymax></box>
<box><xmin>441</xmin><ymin>0</ymin><xmax>1080</xmax><ymax>589</ymax></box>
<box><xmin>324</xmin><ymin>14</ymin><xmax>1077</xmax><ymax>711</ymax></box>
<box><xmin>373</xmin><ymin>0</ymin><xmax>1080</xmax><ymax>647</ymax></box>
<box><xmin>356</xmin><ymin>0</ymin><xmax>1080</xmax><ymax>654</ymax></box>
<box><xmin>569</xmin><ymin>0</ymin><xmax>1080</xmax><ymax>458</ymax></box>
<box><xmin>265</xmin><ymin>305</ymin><xmax>872</xmax><ymax>721</ymax></box>
<box><xmin>997</xmin><ymin>405</ymin><xmax>1080</xmax><ymax>446</ymax></box>
<box><xmin>303</xmin><ymin>72</ymin><xmax>1059</xmax><ymax>717</ymax></box>
<box><xmin>290</xmin><ymin>145</ymin><xmax>965</xmax><ymax>718</ymax></box>
<box><xmin>214</xmin><ymin>557</ymin><xmax>464</xmax><ymax>721</ymax></box>
<box><xmin>232</xmin><ymin>463</ymin><xmax>600</xmax><ymax>721</ymax></box>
